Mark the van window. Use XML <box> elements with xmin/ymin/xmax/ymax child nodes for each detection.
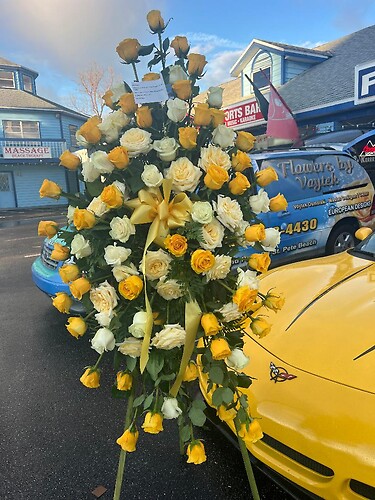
<box><xmin>257</xmin><ymin>154</ymin><xmax>369</xmax><ymax>202</ymax></box>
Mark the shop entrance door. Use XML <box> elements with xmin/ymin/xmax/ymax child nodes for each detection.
<box><xmin>0</xmin><ymin>172</ymin><xmax>16</xmax><ymax>208</ymax></box>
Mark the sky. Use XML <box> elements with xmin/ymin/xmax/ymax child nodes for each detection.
<box><xmin>1</xmin><ymin>0</ymin><xmax>375</xmax><ymax>110</ymax></box>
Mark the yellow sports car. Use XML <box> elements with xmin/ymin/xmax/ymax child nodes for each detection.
<box><xmin>199</xmin><ymin>229</ymin><xmax>375</xmax><ymax>500</ymax></box>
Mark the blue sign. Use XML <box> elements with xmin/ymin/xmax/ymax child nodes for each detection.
<box><xmin>355</xmin><ymin>60</ymin><xmax>375</xmax><ymax>105</ymax></box>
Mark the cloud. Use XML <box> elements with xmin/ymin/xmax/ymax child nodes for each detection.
<box><xmin>200</xmin><ymin>49</ymin><xmax>243</xmax><ymax>89</ymax></box>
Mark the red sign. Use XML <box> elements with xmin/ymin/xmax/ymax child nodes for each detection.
<box><xmin>224</xmin><ymin>99</ymin><xmax>264</xmax><ymax>128</ymax></box>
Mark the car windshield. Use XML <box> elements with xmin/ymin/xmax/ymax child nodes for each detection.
<box><xmin>353</xmin><ymin>232</ymin><xmax>375</xmax><ymax>258</ymax></box>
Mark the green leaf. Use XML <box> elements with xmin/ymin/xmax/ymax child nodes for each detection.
<box><xmin>222</xmin><ymin>387</ymin><xmax>234</xmax><ymax>405</ymax></box>
<box><xmin>126</xmin><ymin>356</ymin><xmax>137</xmax><ymax>372</ymax></box>
<box><xmin>188</xmin><ymin>407</ymin><xmax>206</xmax><ymax>427</ymax></box>
<box><xmin>111</xmin><ymin>385</ymin><xmax>127</xmax><ymax>399</ymax></box>
<box><xmin>162</xmin><ymin>37</ymin><xmax>170</xmax><ymax>51</ymax></box>
<box><xmin>143</xmin><ymin>393</ymin><xmax>154</xmax><ymax>410</ymax></box>
<box><xmin>86</xmin><ymin>179</ymin><xmax>103</xmax><ymax>197</ymax></box>
<box><xmin>146</xmin><ymin>351</ymin><xmax>164</xmax><ymax>381</ymax></box>
<box><xmin>133</xmin><ymin>394</ymin><xmax>146</xmax><ymax>407</ymax></box>
<box><xmin>209</xmin><ymin>365</ymin><xmax>224</xmax><ymax>385</ymax></box>
<box><xmin>239</xmin><ymin>394</ymin><xmax>248</xmax><ymax>409</ymax></box>
<box><xmin>180</xmin><ymin>424</ymin><xmax>191</xmax><ymax>443</ymax></box>
<box><xmin>237</xmin><ymin>407</ymin><xmax>248</xmax><ymax>423</ymax></box>
<box><xmin>139</xmin><ymin>43</ymin><xmax>155</xmax><ymax>56</ymax></box>
<box><xmin>212</xmin><ymin>387</ymin><xmax>224</xmax><ymax>407</ymax></box>
<box><xmin>192</xmin><ymin>399</ymin><xmax>206</xmax><ymax>411</ymax></box>
<box><xmin>237</xmin><ymin>374</ymin><xmax>253</xmax><ymax>389</ymax></box>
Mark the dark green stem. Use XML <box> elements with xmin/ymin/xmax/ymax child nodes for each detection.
<box><xmin>158</xmin><ymin>33</ymin><xmax>166</xmax><ymax>70</ymax></box>
<box><xmin>237</xmin><ymin>435</ymin><xmax>260</xmax><ymax>500</ymax></box>
<box><xmin>131</xmin><ymin>62</ymin><xmax>139</xmax><ymax>82</ymax></box>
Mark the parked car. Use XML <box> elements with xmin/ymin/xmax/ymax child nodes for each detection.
<box><xmin>198</xmin><ymin>229</ymin><xmax>375</xmax><ymax>500</ymax></box>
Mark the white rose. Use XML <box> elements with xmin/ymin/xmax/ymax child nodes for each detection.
<box><xmin>143</xmin><ymin>249</ymin><xmax>172</xmax><ymax>280</ymax></box>
<box><xmin>213</xmin><ymin>195</ymin><xmax>243</xmax><ymax>232</ymax></box>
<box><xmin>104</xmin><ymin>244</ymin><xmax>131</xmax><ymax>266</ymax></box>
<box><xmin>117</xmin><ymin>338</ymin><xmax>142</xmax><ymax>358</ymax></box>
<box><xmin>90</xmin><ymin>280</ymin><xmax>118</xmax><ymax>313</ymax></box>
<box><xmin>87</xmin><ymin>196</ymin><xmax>109</xmax><ymax>217</ymax></box>
<box><xmin>156</xmin><ymin>277</ymin><xmax>184</xmax><ymax>300</ymax></box>
<box><xmin>191</xmin><ymin>201</ymin><xmax>213</xmax><ymax>224</ymax></box>
<box><xmin>201</xmin><ymin>218</ymin><xmax>224</xmax><ymax>250</ymax></box>
<box><xmin>90</xmin><ymin>150</ymin><xmax>114</xmax><ymax>174</ymax></box>
<box><xmin>261</xmin><ymin>227</ymin><xmax>281</xmax><ymax>252</ymax></box>
<box><xmin>120</xmin><ymin>128</ymin><xmax>152</xmax><ymax>157</ymax></box>
<box><xmin>236</xmin><ymin>268</ymin><xmax>259</xmax><ymax>290</ymax></box>
<box><xmin>109</xmin><ymin>82</ymin><xmax>127</xmax><ymax>103</ymax></box>
<box><xmin>112</xmin><ymin>263</ymin><xmax>139</xmax><ymax>282</ymax></box>
<box><xmin>166</xmin><ymin>98</ymin><xmax>188</xmax><ymax>122</ymax></box>
<box><xmin>199</xmin><ymin>145</ymin><xmax>231</xmax><ymax>172</ymax></box>
<box><xmin>217</xmin><ymin>302</ymin><xmax>242</xmax><ymax>322</ymax></box>
<box><xmin>153</xmin><ymin>137</ymin><xmax>179</xmax><ymax>162</ymax></box>
<box><xmin>249</xmin><ymin>188</ymin><xmax>270</xmax><ymax>214</ymax></box>
<box><xmin>169</xmin><ymin>65</ymin><xmax>188</xmax><ymax>84</ymax></box>
<box><xmin>128</xmin><ymin>311</ymin><xmax>148</xmax><ymax>338</ymax></box>
<box><xmin>67</xmin><ymin>205</ymin><xmax>78</xmax><ymax>223</ymax></box>
<box><xmin>98</xmin><ymin>110</ymin><xmax>130</xmax><ymax>143</ymax></box>
<box><xmin>109</xmin><ymin>216</ymin><xmax>136</xmax><ymax>243</ymax></box>
<box><xmin>161</xmin><ymin>397</ymin><xmax>182</xmax><ymax>419</ymax></box>
<box><xmin>71</xmin><ymin>234</ymin><xmax>92</xmax><ymax>259</ymax></box>
<box><xmin>91</xmin><ymin>327</ymin><xmax>116</xmax><ymax>354</ymax></box>
<box><xmin>226</xmin><ymin>348</ymin><xmax>250</xmax><ymax>371</ymax></box>
<box><xmin>151</xmin><ymin>324</ymin><xmax>186</xmax><ymax>350</ymax></box>
<box><xmin>236</xmin><ymin>221</ymin><xmax>254</xmax><ymax>248</ymax></box>
<box><xmin>95</xmin><ymin>310</ymin><xmax>115</xmax><ymax>327</ymax></box>
<box><xmin>141</xmin><ymin>164</ymin><xmax>163</xmax><ymax>187</ymax></box>
<box><xmin>75</xmin><ymin>130</ymin><xmax>89</xmax><ymax>148</ymax></box>
<box><xmin>207</xmin><ymin>86</ymin><xmax>223</xmax><ymax>108</ymax></box>
<box><xmin>82</xmin><ymin>160</ymin><xmax>100</xmax><ymax>182</ymax></box>
<box><xmin>165</xmin><ymin>157</ymin><xmax>202</xmax><ymax>192</ymax></box>
<box><xmin>206</xmin><ymin>255</ymin><xmax>232</xmax><ymax>281</ymax></box>
<box><xmin>212</xmin><ymin>124</ymin><xmax>236</xmax><ymax>149</ymax></box>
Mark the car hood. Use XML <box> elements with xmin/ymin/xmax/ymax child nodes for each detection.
<box><xmin>253</xmin><ymin>252</ymin><xmax>375</xmax><ymax>393</ymax></box>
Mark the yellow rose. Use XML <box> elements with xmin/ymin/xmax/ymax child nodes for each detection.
<box><xmin>100</xmin><ymin>185</ymin><xmax>123</xmax><ymax>209</ymax></box>
<box><xmin>164</xmin><ymin>234</ymin><xmax>188</xmax><ymax>257</ymax></box>
<box><xmin>59</xmin><ymin>150</ymin><xmax>81</xmax><ymax>170</ymax></box>
<box><xmin>51</xmin><ymin>243</ymin><xmax>70</xmax><ymax>261</ymax></box>
<box><xmin>187</xmin><ymin>53</ymin><xmax>207</xmax><ymax>77</ymax></box>
<box><xmin>80</xmin><ymin>367</ymin><xmax>100</xmax><ymax>389</ymax></box>
<box><xmin>37</xmin><ymin>220</ymin><xmax>58</xmax><ymax>238</ymax></box>
<box><xmin>172</xmin><ymin>80</ymin><xmax>192</xmax><ymax>100</ymax></box>
<box><xmin>178</xmin><ymin>127</ymin><xmax>198</xmax><ymax>150</ymax></box>
<box><xmin>146</xmin><ymin>9</ymin><xmax>165</xmax><ymax>33</ymax></box>
<box><xmin>248</xmin><ymin>252</ymin><xmax>271</xmax><ymax>273</ymax></box>
<box><xmin>194</xmin><ymin>103</ymin><xmax>212</xmax><ymax>126</ymax></box>
<box><xmin>69</xmin><ymin>276</ymin><xmax>91</xmax><ymax>300</ymax></box>
<box><xmin>210</xmin><ymin>337</ymin><xmax>231</xmax><ymax>360</ymax></box>
<box><xmin>66</xmin><ymin>316</ymin><xmax>87</xmax><ymax>339</ymax></box>
<box><xmin>186</xmin><ymin>440</ymin><xmax>206</xmax><ymax>465</ymax></box>
<box><xmin>136</xmin><ymin>105</ymin><xmax>153</xmax><ymax>128</ymax></box>
<box><xmin>118</xmin><ymin>275</ymin><xmax>144</xmax><ymax>300</ymax></box>
<box><xmin>142</xmin><ymin>72</ymin><xmax>160</xmax><ymax>81</ymax></box>
<box><xmin>245</xmin><ymin>223</ymin><xmax>266</xmax><ymax>242</ymax></box>
<box><xmin>170</xmin><ymin>36</ymin><xmax>190</xmax><ymax>58</ymax></box>
<box><xmin>256</xmin><ymin>166</ymin><xmax>278</xmax><ymax>187</ymax></box>
<box><xmin>182</xmin><ymin>361</ymin><xmax>199</xmax><ymax>382</ymax></box>
<box><xmin>250</xmin><ymin>317</ymin><xmax>272</xmax><ymax>338</ymax></box>
<box><xmin>119</xmin><ymin>92</ymin><xmax>137</xmax><ymax>114</ymax></box>
<box><xmin>201</xmin><ymin>312</ymin><xmax>220</xmax><ymax>336</ymax></box>
<box><xmin>58</xmin><ymin>263</ymin><xmax>80</xmax><ymax>283</ymax></box>
<box><xmin>269</xmin><ymin>193</ymin><xmax>288</xmax><ymax>212</ymax></box>
<box><xmin>191</xmin><ymin>249</ymin><xmax>215</xmax><ymax>274</ymax></box>
<box><xmin>73</xmin><ymin>208</ymin><xmax>96</xmax><ymax>230</ymax></box>
<box><xmin>210</xmin><ymin>108</ymin><xmax>225</xmax><ymax>128</ymax></box>
<box><xmin>116</xmin><ymin>38</ymin><xmax>141</xmax><ymax>63</ymax></box>
<box><xmin>231</xmin><ymin>151</ymin><xmax>252</xmax><ymax>172</ymax></box>
<box><xmin>238</xmin><ymin>420</ymin><xmax>264</xmax><ymax>445</ymax></box>
<box><xmin>233</xmin><ymin>286</ymin><xmax>258</xmax><ymax>312</ymax></box>
<box><xmin>116</xmin><ymin>428</ymin><xmax>139</xmax><ymax>452</ymax></box>
<box><xmin>228</xmin><ymin>172</ymin><xmax>251</xmax><ymax>195</ymax></box>
<box><xmin>52</xmin><ymin>292</ymin><xmax>72</xmax><ymax>313</ymax></box>
<box><xmin>204</xmin><ymin>164</ymin><xmax>229</xmax><ymax>190</ymax></box>
<box><xmin>142</xmin><ymin>412</ymin><xmax>164</xmax><ymax>434</ymax></box>
<box><xmin>116</xmin><ymin>371</ymin><xmax>133</xmax><ymax>391</ymax></box>
<box><xmin>264</xmin><ymin>291</ymin><xmax>285</xmax><ymax>312</ymax></box>
<box><xmin>107</xmin><ymin>146</ymin><xmax>129</xmax><ymax>169</ymax></box>
<box><xmin>77</xmin><ymin>116</ymin><xmax>102</xmax><ymax>144</ymax></box>
<box><xmin>39</xmin><ymin>179</ymin><xmax>62</xmax><ymax>199</ymax></box>
<box><xmin>102</xmin><ymin>89</ymin><xmax>115</xmax><ymax>109</ymax></box>
<box><xmin>217</xmin><ymin>405</ymin><xmax>237</xmax><ymax>422</ymax></box>
<box><xmin>236</xmin><ymin>131</ymin><xmax>256</xmax><ymax>152</ymax></box>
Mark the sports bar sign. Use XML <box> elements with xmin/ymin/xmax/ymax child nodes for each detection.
<box><xmin>2</xmin><ymin>146</ymin><xmax>52</xmax><ymax>159</ymax></box>
<box><xmin>224</xmin><ymin>98</ymin><xmax>264</xmax><ymax>128</ymax></box>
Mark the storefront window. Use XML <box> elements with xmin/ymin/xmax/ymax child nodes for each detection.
<box><xmin>3</xmin><ymin>120</ymin><xmax>40</xmax><ymax>139</ymax></box>
<box><xmin>0</xmin><ymin>71</ymin><xmax>15</xmax><ymax>88</ymax></box>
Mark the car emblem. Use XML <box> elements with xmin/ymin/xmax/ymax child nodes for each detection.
<box><xmin>270</xmin><ymin>362</ymin><xmax>297</xmax><ymax>383</ymax></box>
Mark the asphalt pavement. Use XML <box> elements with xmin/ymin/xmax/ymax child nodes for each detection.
<box><xmin>0</xmin><ymin>208</ymin><xmax>294</xmax><ymax>500</ymax></box>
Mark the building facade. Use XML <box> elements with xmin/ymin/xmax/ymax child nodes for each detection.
<box><xmin>0</xmin><ymin>57</ymin><xmax>87</xmax><ymax>209</ymax></box>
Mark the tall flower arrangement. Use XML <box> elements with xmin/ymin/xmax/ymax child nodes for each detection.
<box><xmin>38</xmin><ymin>10</ymin><xmax>285</xmax><ymax>499</ymax></box>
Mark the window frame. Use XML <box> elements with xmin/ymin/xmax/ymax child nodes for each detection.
<box><xmin>23</xmin><ymin>74</ymin><xmax>33</xmax><ymax>93</ymax></box>
<box><xmin>3</xmin><ymin>120</ymin><xmax>41</xmax><ymax>139</ymax></box>
<box><xmin>252</xmin><ymin>67</ymin><xmax>271</xmax><ymax>90</ymax></box>
<box><xmin>0</xmin><ymin>70</ymin><xmax>15</xmax><ymax>89</ymax></box>
<box><xmin>68</xmin><ymin>124</ymin><xmax>79</xmax><ymax>149</ymax></box>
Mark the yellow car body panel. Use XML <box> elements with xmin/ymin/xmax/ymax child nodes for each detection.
<box><xmin>198</xmin><ymin>251</ymin><xmax>375</xmax><ymax>499</ymax></box>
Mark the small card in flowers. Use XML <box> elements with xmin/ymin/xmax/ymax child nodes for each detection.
<box><xmin>131</xmin><ymin>78</ymin><xmax>169</xmax><ymax>104</ymax></box>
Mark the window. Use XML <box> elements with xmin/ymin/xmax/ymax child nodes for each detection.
<box><xmin>252</xmin><ymin>67</ymin><xmax>270</xmax><ymax>89</ymax></box>
<box><xmin>3</xmin><ymin>120</ymin><xmax>40</xmax><ymax>139</ymax></box>
<box><xmin>23</xmin><ymin>75</ymin><xmax>33</xmax><ymax>92</ymax></box>
<box><xmin>0</xmin><ymin>71</ymin><xmax>15</xmax><ymax>89</ymax></box>
<box><xmin>69</xmin><ymin>124</ymin><xmax>78</xmax><ymax>148</ymax></box>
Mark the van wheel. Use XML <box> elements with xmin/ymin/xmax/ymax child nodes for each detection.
<box><xmin>326</xmin><ymin>224</ymin><xmax>357</xmax><ymax>255</ymax></box>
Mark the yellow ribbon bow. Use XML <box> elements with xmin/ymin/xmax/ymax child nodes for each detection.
<box><xmin>125</xmin><ymin>179</ymin><xmax>193</xmax><ymax>373</ymax></box>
